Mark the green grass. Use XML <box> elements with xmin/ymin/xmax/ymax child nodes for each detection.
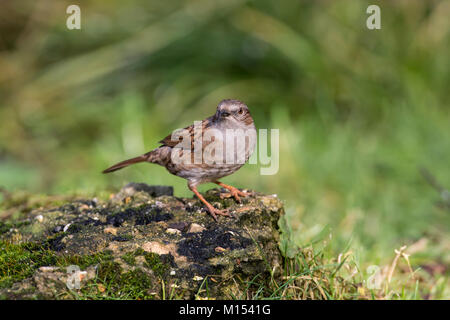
<box><xmin>0</xmin><ymin>0</ymin><xmax>449</xmax><ymax>299</ymax></box>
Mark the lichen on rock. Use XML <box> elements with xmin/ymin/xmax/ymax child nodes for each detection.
<box><xmin>0</xmin><ymin>183</ymin><xmax>284</xmax><ymax>299</ymax></box>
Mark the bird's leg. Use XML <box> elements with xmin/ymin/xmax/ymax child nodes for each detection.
<box><xmin>188</xmin><ymin>184</ymin><xmax>231</xmax><ymax>221</ymax></box>
<box><xmin>214</xmin><ymin>181</ymin><xmax>250</xmax><ymax>203</ymax></box>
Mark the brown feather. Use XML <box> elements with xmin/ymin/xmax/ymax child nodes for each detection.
<box><xmin>159</xmin><ymin>117</ymin><xmax>213</xmax><ymax>150</ymax></box>
<box><xmin>102</xmin><ymin>155</ymin><xmax>147</xmax><ymax>173</ymax></box>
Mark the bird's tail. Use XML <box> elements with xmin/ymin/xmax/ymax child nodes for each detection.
<box><xmin>102</xmin><ymin>154</ymin><xmax>149</xmax><ymax>174</ymax></box>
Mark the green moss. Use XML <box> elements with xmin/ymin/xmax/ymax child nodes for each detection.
<box><xmin>143</xmin><ymin>252</ymin><xmax>170</xmax><ymax>277</ymax></box>
<box><xmin>120</xmin><ymin>234</ymin><xmax>133</xmax><ymax>241</ymax></box>
<box><xmin>66</xmin><ymin>224</ymin><xmax>82</xmax><ymax>234</ymax></box>
<box><xmin>0</xmin><ymin>220</ymin><xmax>32</xmax><ymax>235</ymax></box>
<box><xmin>0</xmin><ymin>241</ymin><xmax>58</xmax><ymax>289</ymax></box>
<box><xmin>121</xmin><ymin>252</ymin><xmax>136</xmax><ymax>266</ymax></box>
<box><xmin>97</xmin><ymin>261</ymin><xmax>122</xmax><ymax>283</ymax></box>
<box><xmin>0</xmin><ymin>222</ymin><xmax>12</xmax><ymax>235</ymax></box>
<box><xmin>133</xmin><ymin>248</ymin><xmax>145</xmax><ymax>256</ymax></box>
<box><xmin>0</xmin><ymin>192</ymin><xmax>67</xmax><ymax>216</ymax></box>
<box><xmin>119</xmin><ymin>269</ymin><xmax>153</xmax><ymax>298</ymax></box>
<box><xmin>74</xmin><ymin>262</ymin><xmax>154</xmax><ymax>300</ymax></box>
<box><xmin>122</xmin><ymin>249</ymin><xmax>172</xmax><ymax>277</ymax></box>
<box><xmin>203</xmin><ymin>191</ymin><xmax>234</xmax><ymax>208</ymax></box>
<box><xmin>56</xmin><ymin>251</ymin><xmax>114</xmax><ymax>270</ymax></box>
<box><xmin>0</xmin><ymin>239</ymin><xmax>114</xmax><ymax>290</ymax></box>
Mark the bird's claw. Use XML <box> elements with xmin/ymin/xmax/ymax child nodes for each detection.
<box><xmin>207</xmin><ymin>207</ymin><xmax>234</xmax><ymax>221</ymax></box>
<box><xmin>220</xmin><ymin>188</ymin><xmax>251</xmax><ymax>203</ymax></box>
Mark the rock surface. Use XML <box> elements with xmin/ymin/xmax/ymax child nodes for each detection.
<box><xmin>0</xmin><ymin>183</ymin><xmax>284</xmax><ymax>299</ymax></box>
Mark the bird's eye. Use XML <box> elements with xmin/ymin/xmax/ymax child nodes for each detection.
<box><xmin>238</xmin><ymin>108</ymin><xmax>243</xmax><ymax>115</ymax></box>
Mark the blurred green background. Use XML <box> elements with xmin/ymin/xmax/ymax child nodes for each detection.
<box><xmin>0</xmin><ymin>0</ymin><xmax>449</xmax><ymax>296</ymax></box>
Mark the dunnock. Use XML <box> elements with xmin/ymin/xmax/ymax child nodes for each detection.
<box><xmin>103</xmin><ymin>99</ymin><xmax>256</xmax><ymax>221</ymax></box>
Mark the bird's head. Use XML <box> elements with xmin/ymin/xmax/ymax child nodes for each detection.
<box><xmin>214</xmin><ymin>99</ymin><xmax>252</xmax><ymax>128</ymax></box>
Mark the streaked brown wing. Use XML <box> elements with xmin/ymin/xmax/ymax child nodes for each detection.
<box><xmin>158</xmin><ymin>116</ymin><xmax>214</xmax><ymax>149</ymax></box>
<box><xmin>159</xmin><ymin>124</ymin><xmax>194</xmax><ymax>148</ymax></box>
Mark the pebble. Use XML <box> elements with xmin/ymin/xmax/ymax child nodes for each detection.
<box><xmin>142</xmin><ymin>241</ymin><xmax>170</xmax><ymax>255</ymax></box>
<box><xmin>63</xmin><ymin>223</ymin><xmax>72</xmax><ymax>232</ymax></box>
<box><xmin>97</xmin><ymin>284</ymin><xmax>106</xmax><ymax>293</ymax></box>
<box><xmin>166</xmin><ymin>228</ymin><xmax>181</xmax><ymax>235</ymax></box>
<box><xmin>104</xmin><ymin>227</ymin><xmax>118</xmax><ymax>236</ymax></box>
<box><xmin>39</xmin><ymin>266</ymin><xmax>58</xmax><ymax>273</ymax></box>
<box><xmin>187</xmin><ymin>223</ymin><xmax>206</xmax><ymax>233</ymax></box>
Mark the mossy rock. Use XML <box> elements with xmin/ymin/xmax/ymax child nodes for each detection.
<box><xmin>0</xmin><ymin>183</ymin><xmax>284</xmax><ymax>299</ymax></box>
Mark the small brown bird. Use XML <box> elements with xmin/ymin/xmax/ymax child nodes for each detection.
<box><xmin>103</xmin><ymin>99</ymin><xmax>256</xmax><ymax>221</ymax></box>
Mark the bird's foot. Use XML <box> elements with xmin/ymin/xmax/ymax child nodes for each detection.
<box><xmin>220</xmin><ymin>188</ymin><xmax>251</xmax><ymax>203</ymax></box>
<box><xmin>205</xmin><ymin>206</ymin><xmax>234</xmax><ymax>222</ymax></box>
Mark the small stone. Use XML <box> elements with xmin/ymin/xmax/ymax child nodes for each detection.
<box><xmin>187</xmin><ymin>223</ymin><xmax>206</xmax><ymax>233</ymax></box>
<box><xmin>168</xmin><ymin>222</ymin><xmax>189</xmax><ymax>231</ymax></box>
<box><xmin>142</xmin><ymin>241</ymin><xmax>170</xmax><ymax>255</ymax></box>
<box><xmin>104</xmin><ymin>227</ymin><xmax>118</xmax><ymax>236</ymax></box>
<box><xmin>35</xmin><ymin>215</ymin><xmax>44</xmax><ymax>223</ymax></box>
<box><xmin>170</xmin><ymin>270</ymin><xmax>176</xmax><ymax>276</ymax></box>
<box><xmin>193</xmin><ymin>276</ymin><xmax>204</xmax><ymax>281</ymax></box>
<box><xmin>215</xmin><ymin>246</ymin><xmax>227</xmax><ymax>253</ymax></box>
<box><xmin>98</xmin><ymin>284</ymin><xmax>106</xmax><ymax>293</ymax></box>
<box><xmin>63</xmin><ymin>223</ymin><xmax>72</xmax><ymax>233</ymax></box>
<box><xmin>39</xmin><ymin>266</ymin><xmax>57</xmax><ymax>273</ymax></box>
<box><xmin>166</xmin><ymin>228</ymin><xmax>181</xmax><ymax>235</ymax></box>
<box><xmin>107</xmin><ymin>243</ymin><xmax>119</xmax><ymax>251</ymax></box>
